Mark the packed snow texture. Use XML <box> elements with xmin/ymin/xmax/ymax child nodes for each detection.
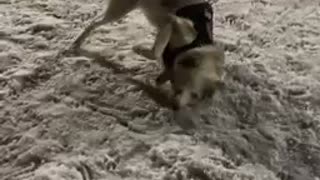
<box><xmin>0</xmin><ymin>0</ymin><xmax>320</xmax><ymax>179</ymax></box>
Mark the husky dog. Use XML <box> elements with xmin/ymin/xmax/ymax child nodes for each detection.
<box><xmin>68</xmin><ymin>0</ymin><xmax>225</xmax><ymax>110</ymax></box>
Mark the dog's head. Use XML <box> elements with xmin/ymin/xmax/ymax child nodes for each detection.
<box><xmin>172</xmin><ymin>45</ymin><xmax>225</xmax><ymax>110</ymax></box>
<box><xmin>153</xmin><ymin>15</ymin><xmax>225</xmax><ymax>110</ymax></box>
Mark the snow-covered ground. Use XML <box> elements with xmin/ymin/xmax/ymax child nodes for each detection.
<box><xmin>1</xmin><ymin>0</ymin><xmax>320</xmax><ymax>179</ymax></box>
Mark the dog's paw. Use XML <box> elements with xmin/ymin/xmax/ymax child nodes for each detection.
<box><xmin>132</xmin><ymin>45</ymin><xmax>156</xmax><ymax>60</ymax></box>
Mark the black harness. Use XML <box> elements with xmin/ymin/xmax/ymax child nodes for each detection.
<box><xmin>162</xmin><ymin>2</ymin><xmax>214</xmax><ymax>69</ymax></box>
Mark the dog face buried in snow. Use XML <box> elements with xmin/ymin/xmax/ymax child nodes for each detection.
<box><xmin>145</xmin><ymin>14</ymin><xmax>226</xmax><ymax>110</ymax></box>
<box><xmin>171</xmin><ymin>45</ymin><xmax>225</xmax><ymax>110</ymax></box>
<box><xmin>67</xmin><ymin>0</ymin><xmax>225</xmax><ymax>110</ymax></box>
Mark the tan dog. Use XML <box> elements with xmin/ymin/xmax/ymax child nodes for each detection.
<box><xmin>68</xmin><ymin>0</ymin><xmax>225</xmax><ymax>110</ymax></box>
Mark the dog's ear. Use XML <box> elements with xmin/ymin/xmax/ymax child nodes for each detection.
<box><xmin>169</xmin><ymin>15</ymin><xmax>198</xmax><ymax>47</ymax></box>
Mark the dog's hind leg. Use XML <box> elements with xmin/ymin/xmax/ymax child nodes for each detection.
<box><xmin>67</xmin><ymin>0</ymin><xmax>139</xmax><ymax>54</ymax></box>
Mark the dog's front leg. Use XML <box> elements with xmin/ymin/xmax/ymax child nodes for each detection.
<box><xmin>133</xmin><ymin>21</ymin><xmax>173</xmax><ymax>60</ymax></box>
<box><xmin>132</xmin><ymin>30</ymin><xmax>163</xmax><ymax>60</ymax></box>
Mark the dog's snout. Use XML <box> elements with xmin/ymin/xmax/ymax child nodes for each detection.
<box><xmin>173</xmin><ymin>95</ymin><xmax>195</xmax><ymax>111</ymax></box>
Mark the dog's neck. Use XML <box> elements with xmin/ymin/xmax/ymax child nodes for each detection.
<box><xmin>162</xmin><ymin>2</ymin><xmax>214</xmax><ymax>70</ymax></box>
